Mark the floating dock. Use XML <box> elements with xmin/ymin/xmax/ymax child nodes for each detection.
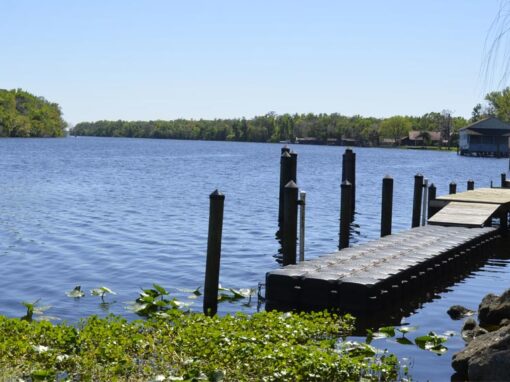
<box><xmin>266</xmin><ymin>188</ymin><xmax>510</xmax><ymax>313</ymax></box>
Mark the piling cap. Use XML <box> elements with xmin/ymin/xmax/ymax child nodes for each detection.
<box><xmin>209</xmin><ymin>189</ymin><xmax>225</xmax><ymax>199</ymax></box>
<box><xmin>450</xmin><ymin>181</ymin><xmax>456</xmax><ymax>185</ymax></box>
<box><xmin>415</xmin><ymin>173</ymin><xmax>423</xmax><ymax>178</ymax></box>
<box><xmin>281</xmin><ymin>151</ymin><xmax>291</xmax><ymax>158</ymax></box>
<box><xmin>284</xmin><ymin>180</ymin><xmax>298</xmax><ymax>189</ymax></box>
<box><xmin>383</xmin><ymin>174</ymin><xmax>393</xmax><ymax>179</ymax></box>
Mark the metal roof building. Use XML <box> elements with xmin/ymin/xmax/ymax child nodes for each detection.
<box><xmin>459</xmin><ymin>117</ymin><xmax>510</xmax><ymax>157</ymax></box>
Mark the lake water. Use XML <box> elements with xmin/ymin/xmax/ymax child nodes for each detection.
<box><xmin>1</xmin><ymin>136</ymin><xmax>510</xmax><ymax>380</ymax></box>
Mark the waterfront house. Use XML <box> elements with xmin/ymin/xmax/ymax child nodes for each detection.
<box><xmin>459</xmin><ymin>117</ymin><xmax>510</xmax><ymax>157</ymax></box>
<box><xmin>402</xmin><ymin>131</ymin><xmax>442</xmax><ymax>146</ymax></box>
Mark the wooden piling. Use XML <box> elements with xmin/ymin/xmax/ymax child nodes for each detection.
<box><xmin>339</xmin><ymin>180</ymin><xmax>352</xmax><ymax>249</ymax></box>
<box><xmin>282</xmin><ymin>181</ymin><xmax>299</xmax><ymax>266</ymax></box>
<box><xmin>501</xmin><ymin>173</ymin><xmax>507</xmax><ymax>188</ymax></box>
<box><xmin>290</xmin><ymin>151</ymin><xmax>297</xmax><ymax>185</ymax></box>
<box><xmin>342</xmin><ymin>149</ymin><xmax>356</xmax><ymax>221</ymax></box>
<box><xmin>203</xmin><ymin>190</ymin><xmax>225</xmax><ymax>316</ymax></box>
<box><xmin>428</xmin><ymin>183</ymin><xmax>437</xmax><ymax>219</ymax></box>
<box><xmin>467</xmin><ymin>179</ymin><xmax>474</xmax><ymax>191</ymax></box>
<box><xmin>449</xmin><ymin>182</ymin><xmax>457</xmax><ymax>195</ymax></box>
<box><xmin>299</xmin><ymin>191</ymin><xmax>306</xmax><ymax>262</ymax></box>
<box><xmin>412</xmin><ymin>174</ymin><xmax>424</xmax><ymax>228</ymax></box>
<box><xmin>278</xmin><ymin>151</ymin><xmax>293</xmax><ymax>230</ymax></box>
<box><xmin>380</xmin><ymin>175</ymin><xmax>393</xmax><ymax>237</ymax></box>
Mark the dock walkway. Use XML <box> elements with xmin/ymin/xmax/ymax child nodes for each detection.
<box><xmin>266</xmin><ymin>188</ymin><xmax>509</xmax><ymax>313</ymax></box>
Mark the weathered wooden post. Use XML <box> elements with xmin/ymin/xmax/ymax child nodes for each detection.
<box><xmin>342</xmin><ymin>149</ymin><xmax>356</xmax><ymax>221</ymax></box>
<box><xmin>449</xmin><ymin>182</ymin><xmax>457</xmax><ymax>194</ymax></box>
<box><xmin>412</xmin><ymin>174</ymin><xmax>424</xmax><ymax>228</ymax></box>
<box><xmin>428</xmin><ymin>183</ymin><xmax>437</xmax><ymax>219</ymax></box>
<box><xmin>380</xmin><ymin>175</ymin><xmax>393</xmax><ymax>237</ymax></box>
<box><xmin>339</xmin><ymin>180</ymin><xmax>352</xmax><ymax>249</ymax></box>
<box><xmin>299</xmin><ymin>191</ymin><xmax>306</xmax><ymax>262</ymax></box>
<box><xmin>203</xmin><ymin>190</ymin><xmax>225</xmax><ymax>316</ymax></box>
<box><xmin>278</xmin><ymin>150</ymin><xmax>293</xmax><ymax>230</ymax></box>
<box><xmin>282</xmin><ymin>181</ymin><xmax>299</xmax><ymax>266</ymax></box>
<box><xmin>467</xmin><ymin>179</ymin><xmax>474</xmax><ymax>191</ymax></box>
<box><xmin>501</xmin><ymin>173</ymin><xmax>507</xmax><ymax>188</ymax></box>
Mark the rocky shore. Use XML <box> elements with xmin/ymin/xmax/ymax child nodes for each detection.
<box><xmin>451</xmin><ymin>289</ymin><xmax>510</xmax><ymax>381</ymax></box>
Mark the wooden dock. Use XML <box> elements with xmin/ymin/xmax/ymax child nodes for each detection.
<box><xmin>266</xmin><ymin>187</ymin><xmax>510</xmax><ymax>313</ymax></box>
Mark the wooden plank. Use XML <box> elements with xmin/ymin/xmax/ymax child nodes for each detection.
<box><xmin>428</xmin><ymin>202</ymin><xmax>499</xmax><ymax>227</ymax></box>
<box><xmin>436</xmin><ymin>188</ymin><xmax>510</xmax><ymax>205</ymax></box>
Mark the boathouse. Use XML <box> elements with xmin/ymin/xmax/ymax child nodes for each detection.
<box><xmin>459</xmin><ymin>117</ymin><xmax>510</xmax><ymax>157</ymax></box>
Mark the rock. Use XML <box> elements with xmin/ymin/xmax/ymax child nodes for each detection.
<box><xmin>448</xmin><ymin>305</ymin><xmax>474</xmax><ymax>320</ymax></box>
<box><xmin>500</xmin><ymin>318</ymin><xmax>510</xmax><ymax>327</ymax></box>
<box><xmin>461</xmin><ymin>318</ymin><xmax>488</xmax><ymax>343</ymax></box>
<box><xmin>462</xmin><ymin>318</ymin><xmax>477</xmax><ymax>331</ymax></box>
<box><xmin>478</xmin><ymin>289</ymin><xmax>510</xmax><ymax>327</ymax></box>
<box><xmin>452</xmin><ymin>324</ymin><xmax>510</xmax><ymax>381</ymax></box>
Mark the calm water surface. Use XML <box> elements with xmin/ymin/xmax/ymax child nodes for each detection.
<box><xmin>1</xmin><ymin>137</ymin><xmax>509</xmax><ymax>380</ymax></box>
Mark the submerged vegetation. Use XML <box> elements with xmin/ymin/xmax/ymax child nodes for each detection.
<box><xmin>0</xmin><ymin>89</ymin><xmax>66</xmax><ymax>137</ymax></box>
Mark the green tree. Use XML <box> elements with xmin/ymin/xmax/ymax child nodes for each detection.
<box><xmin>379</xmin><ymin>116</ymin><xmax>411</xmax><ymax>145</ymax></box>
<box><xmin>0</xmin><ymin>89</ymin><xmax>66</xmax><ymax>137</ymax></box>
<box><xmin>485</xmin><ymin>87</ymin><xmax>510</xmax><ymax>122</ymax></box>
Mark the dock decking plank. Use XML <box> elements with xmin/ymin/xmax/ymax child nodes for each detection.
<box><xmin>436</xmin><ymin>188</ymin><xmax>510</xmax><ymax>205</ymax></box>
<box><xmin>428</xmin><ymin>202</ymin><xmax>500</xmax><ymax>227</ymax></box>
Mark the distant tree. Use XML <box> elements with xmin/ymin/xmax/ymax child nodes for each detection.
<box><xmin>0</xmin><ymin>89</ymin><xmax>66</xmax><ymax>137</ymax></box>
<box><xmin>379</xmin><ymin>116</ymin><xmax>411</xmax><ymax>145</ymax></box>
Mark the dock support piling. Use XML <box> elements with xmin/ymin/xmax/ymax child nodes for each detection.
<box><xmin>412</xmin><ymin>174</ymin><xmax>424</xmax><ymax>228</ymax></box>
<box><xmin>339</xmin><ymin>180</ymin><xmax>352</xmax><ymax>249</ymax></box>
<box><xmin>278</xmin><ymin>150</ymin><xmax>293</xmax><ymax>230</ymax></box>
<box><xmin>449</xmin><ymin>182</ymin><xmax>457</xmax><ymax>194</ymax></box>
<box><xmin>203</xmin><ymin>190</ymin><xmax>225</xmax><ymax>316</ymax></box>
<box><xmin>467</xmin><ymin>179</ymin><xmax>474</xmax><ymax>191</ymax></box>
<box><xmin>421</xmin><ymin>178</ymin><xmax>429</xmax><ymax>226</ymax></box>
<box><xmin>283</xmin><ymin>181</ymin><xmax>299</xmax><ymax>265</ymax></box>
<box><xmin>381</xmin><ymin>175</ymin><xmax>393</xmax><ymax>237</ymax></box>
<box><xmin>342</xmin><ymin>149</ymin><xmax>356</xmax><ymax>221</ymax></box>
<box><xmin>428</xmin><ymin>183</ymin><xmax>436</xmax><ymax>219</ymax></box>
<box><xmin>501</xmin><ymin>173</ymin><xmax>507</xmax><ymax>188</ymax></box>
<box><xmin>299</xmin><ymin>191</ymin><xmax>306</xmax><ymax>262</ymax></box>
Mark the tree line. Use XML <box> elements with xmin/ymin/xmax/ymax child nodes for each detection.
<box><xmin>0</xmin><ymin>89</ymin><xmax>67</xmax><ymax>137</ymax></box>
<box><xmin>71</xmin><ymin>112</ymin><xmax>467</xmax><ymax>146</ymax></box>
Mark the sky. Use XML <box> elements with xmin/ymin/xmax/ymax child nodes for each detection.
<box><xmin>0</xmin><ymin>1</ymin><xmax>506</xmax><ymax>125</ymax></box>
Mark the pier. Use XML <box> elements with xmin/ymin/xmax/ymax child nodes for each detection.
<box><xmin>266</xmin><ymin>159</ymin><xmax>510</xmax><ymax>314</ymax></box>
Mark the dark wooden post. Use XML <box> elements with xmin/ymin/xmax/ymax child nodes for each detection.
<box><xmin>428</xmin><ymin>183</ymin><xmax>437</xmax><ymax>219</ymax></box>
<box><xmin>412</xmin><ymin>174</ymin><xmax>424</xmax><ymax>228</ymax></box>
<box><xmin>449</xmin><ymin>182</ymin><xmax>457</xmax><ymax>194</ymax></box>
<box><xmin>339</xmin><ymin>180</ymin><xmax>352</xmax><ymax>249</ymax></box>
<box><xmin>342</xmin><ymin>149</ymin><xmax>356</xmax><ymax>221</ymax></box>
<box><xmin>467</xmin><ymin>179</ymin><xmax>474</xmax><ymax>191</ymax></box>
<box><xmin>203</xmin><ymin>190</ymin><xmax>225</xmax><ymax>316</ymax></box>
<box><xmin>501</xmin><ymin>173</ymin><xmax>507</xmax><ymax>188</ymax></box>
<box><xmin>290</xmin><ymin>151</ymin><xmax>297</xmax><ymax>185</ymax></box>
<box><xmin>282</xmin><ymin>181</ymin><xmax>299</xmax><ymax>266</ymax></box>
<box><xmin>381</xmin><ymin>175</ymin><xmax>393</xmax><ymax>237</ymax></box>
<box><xmin>278</xmin><ymin>151</ymin><xmax>293</xmax><ymax>229</ymax></box>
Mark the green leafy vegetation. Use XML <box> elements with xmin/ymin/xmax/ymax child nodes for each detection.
<box><xmin>0</xmin><ymin>88</ymin><xmax>66</xmax><ymax>137</ymax></box>
<box><xmin>0</xmin><ymin>310</ymin><xmax>406</xmax><ymax>381</ymax></box>
<box><xmin>90</xmin><ymin>286</ymin><xmax>116</xmax><ymax>302</ymax></box>
<box><xmin>367</xmin><ymin>324</ymin><xmax>454</xmax><ymax>356</ymax></box>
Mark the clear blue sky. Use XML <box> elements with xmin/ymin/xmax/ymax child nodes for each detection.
<box><xmin>0</xmin><ymin>1</ymin><xmax>504</xmax><ymax>124</ymax></box>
